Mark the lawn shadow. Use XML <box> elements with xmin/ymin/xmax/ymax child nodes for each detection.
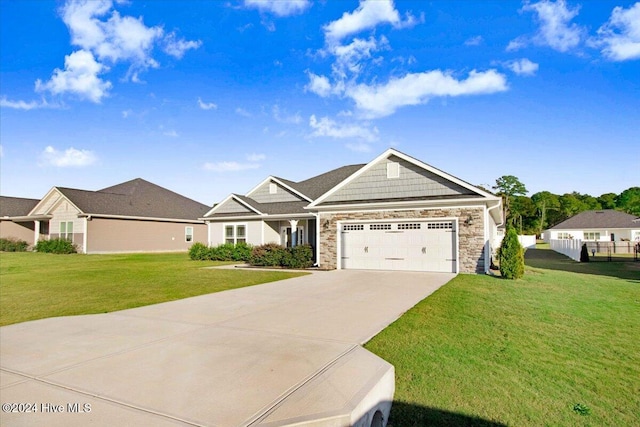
<box><xmin>355</xmin><ymin>401</ymin><xmax>507</xmax><ymax>427</ymax></box>
<box><xmin>525</xmin><ymin>248</ymin><xmax>640</xmax><ymax>282</ymax></box>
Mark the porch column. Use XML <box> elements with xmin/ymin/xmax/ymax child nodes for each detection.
<box><xmin>34</xmin><ymin>220</ymin><xmax>41</xmax><ymax>245</ymax></box>
<box><xmin>289</xmin><ymin>219</ymin><xmax>299</xmax><ymax>247</ymax></box>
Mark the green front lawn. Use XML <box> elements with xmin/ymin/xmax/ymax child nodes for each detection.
<box><xmin>365</xmin><ymin>248</ymin><xmax>640</xmax><ymax>426</ymax></box>
<box><xmin>0</xmin><ymin>252</ymin><xmax>306</xmax><ymax>326</ymax></box>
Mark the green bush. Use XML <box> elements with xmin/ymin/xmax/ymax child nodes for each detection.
<box><xmin>498</xmin><ymin>227</ymin><xmax>524</xmax><ymax>279</ymax></box>
<box><xmin>283</xmin><ymin>244</ymin><xmax>314</xmax><ymax>269</ymax></box>
<box><xmin>0</xmin><ymin>238</ymin><xmax>29</xmax><ymax>252</ymax></box>
<box><xmin>232</xmin><ymin>242</ymin><xmax>253</xmax><ymax>261</ymax></box>
<box><xmin>35</xmin><ymin>238</ymin><xmax>77</xmax><ymax>254</ymax></box>
<box><xmin>210</xmin><ymin>243</ymin><xmax>235</xmax><ymax>261</ymax></box>
<box><xmin>250</xmin><ymin>243</ymin><xmax>287</xmax><ymax>266</ymax></box>
<box><xmin>188</xmin><ymin>242</ymin><xmax>209</xmax><ymax>260</ymax></box>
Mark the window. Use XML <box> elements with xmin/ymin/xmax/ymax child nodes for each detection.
<box><xmin>387</xmin><ymin>161</ymin><xmax>400</xmax><ymax>178</ymax></box>
<box><xmin>583</xmin><ymin>232</ymin><xmax>600</xmax><ymax>241</ymax></box>
<box><xmin>60</xmin><ymin>221</ymin><xmax>73</xmax><ymax>241</ymax></box>
<box><xmin>558</xmin><ymin>232</ymin><xmax>572</xmax><ymax>239</ymax></box>
<box><xmin>398</xmin><ymin>223</ymin><xmax>421</xmax><ymax>230</ymax></box>
<box><xmin>427</xmin><ymin>222</ymin><xmax>453</xmax><ymax>229</ymax></box>
<box><xmin>343</xmin><ymin>224</ymin><xmax>364</xmax><ymax>231</ymax></box>
<box><xmin>269</xmin><ymin>183</ymin><xmax>277</xmax><ymax>194</ymax></box>
<box><xmin>225</xmin><ymin>224</ymin><xmax>247</xmax><ymax>244</ymax></box>
<box><xmin>370</xmin><ymin>224</ymin><xmax>392</xmax><ymax>230</ymax></box>
<box><xmin>185</xmin><ymin>227</ymin><xmax>194</xmax><ymax>242</ymax></box>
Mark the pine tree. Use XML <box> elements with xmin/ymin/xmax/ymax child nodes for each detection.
<box><xmin>499</xmin><ymin>227</ymin><xmax>525</xmax><ymax>279</ymax></box>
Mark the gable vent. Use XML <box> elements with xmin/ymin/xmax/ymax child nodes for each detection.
<box><xmin>387</xmin><ymin>161</ymin><xmax>400</xmax><ymax>179</ymax></box>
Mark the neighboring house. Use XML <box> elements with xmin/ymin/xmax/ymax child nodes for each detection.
<box><xmin>3</xmin><ymin>179</ymin><xmax>210</xmax><ymax>253</ymax></box>
<box><xmin>203</xmin><ymin>149</ymin><xmax>503</xmax><ymax>273</ymax></box>
<box><xmin>544</xmin><ymin>210</ymin><xmax>640</xmax><ymax>242</ymax></box>
<box><xmin>0</xmin><ymin>196</ymin><xmax>41</xmax><ymax>245</ymax></box>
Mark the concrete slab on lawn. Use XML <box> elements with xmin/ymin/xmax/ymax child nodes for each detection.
<box><xmin>1</xmin><ymin>270</ymin><xmax>453</xmax><ymax>426</ymax></box>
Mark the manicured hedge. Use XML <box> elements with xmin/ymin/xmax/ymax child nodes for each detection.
<box><xmin>190</xmin><ymin>242</ymin><xmax>314</xmax><ymax>269</ymax></box>
<box><xmin>189</xmin><ymin>242</ymin><xmax>253</xmax><ymax>262</ymax></box>
<box><xmin>35</xmin><ymin>238</ymin><xmax>77</xmax><ymax>254</ymax></box>
<box><xmin>0</xmin><ymin>238</ymin><xmax>29</xmax><ymax>252</ymax></box>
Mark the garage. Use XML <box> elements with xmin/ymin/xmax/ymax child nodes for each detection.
<box><xmin>340</xmin><ymin>220</ymin><xmax>457</xmax><ymax>273</ymax></box>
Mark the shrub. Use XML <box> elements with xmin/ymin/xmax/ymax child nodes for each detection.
<box><xmin>498</xmin><ymin>227</ymin><xmax>524</xmax><ymax>279</ymax></box>
<box><xmin>580</xmin><ymin>243</ymin><xmax>590</xmax><ymax>262</ymax></box>
<box><xmin>283</xmin><ymin>244</ymin><xmax>314</xmax><ymax>269</ymax></box>
<box><xmin>250</xmin><ymin>243</ymin><xmax>287</xmax><ymax>266</ymax></box>
<box><xmin>232</xmin><ymin>242</ymin><xmax>253</xmax><ymax>262</ymax></box>
<box><xmin>189</xmin><ymin>242</ymin><xmax>209</xmax><ymax>260</ymax></box>
<box><xmin>0</xmin><ymin>238</ymin><xmax>29</xmax><ymax>252</ymax></box>
<box><xmin>35</xmin><ymin>238</ymin><xmax>77</xmax><ymax>254</ymax></box>
<box><xmin>210</xmin><ymin>243</ymin><xmax>235</xmax><ymax>261</ymax></box>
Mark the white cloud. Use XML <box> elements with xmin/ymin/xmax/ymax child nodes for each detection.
<box><xmin>346</xmin><ymin>69</ymin><xmax>508</xmax><ymax>118</ymax></box>
<box><xmin>503</xmin><ymin>58</ymin><xmax>539</xmax><ymax>76</ymax></box>
<box><xmin>247</xmin><ymin>153</ymin><xmax>266</xmax><ymax>162</ymax></box>
<box><xmin>122</xmin><ymin>109</ymin><xmax>132</xmax><ymax>118</ymax></box>
<box><xmin>243</xmin><ymin>0</ymin><xmax>311</xmax><ymax>17</ymax></box>
<box><xmin>163</xmin><ymin>130</ymin><xmax>179</xmax><ymax>137</ymax></box>
<box><xmin>163</xmin><ymin>31</ymin><xmax>202</xmax><ymax>59</ymax></box>
<box><xmin>35</xmin><ymin>50</ymin><xmax>112</xmax><ymax>103</ymax></box>
<box><xmin>272</xmin><ymin>104</ymin><xmax>301</xmax><ymax>124</ymax></box>
<box><xmin>592</xmin><ymin>2</ymin><xmax>640</xmax><ymax>61</ymax></box>
<box><xmin>330</xmin><ymin>36</ymin><xmax>388</xmax><ymax>78</ymax></box>
<box><xmin>198</xmin><ymin>97</ymin><xmax>218</xmax><ymax>110</ymax></box>
<box><xmin>465</xmin><ymin>35</ymin><xmax>484</xmax><ymax>46</ymax></box>
<box><xmin>309</xmin><ymin>115</ymin><xmax>379</xmax><ymax>142</ymax></box>
<box><xmin>521</xmin><ymin>0</ymin><xmax>585</xmax><ymax>52</ymax></box>
<box><xmin>0</xmin><ymin>145</ymin><xmax>3</xmax><ymax>158</ymax></box>
<box><xmin>346</xmin><ymin>142</ymin><xmax>372</xmax><ymax>152</ymax></box>
<box><xmin>304</xmin><ymin>72</ymin><xmax>334</xmax><ymax>97</ymax></box>
<box><xmin>235</xmin><ymin>107</ymin><xmax>252</xmax><ymax>117</ymax></box>
<box><xmin>40</xmin><ymin>145</ymin><xmax>97</xmax><ymax>167</ymax></box>
<box><xmin>0</xmin><ymin>96</ymin><xmax>60</xmax><ymax>110</ymax></box>
<box><xmin>203</xmin><ymin>161</ymin><xmax>261</xmax><ymax>172</ymax></box>
<box><xmin>506</xmin><ymin>37</ymin><xmax>527</xmax><ymax>52</ymax></box>
<box><xmin>323</xmin><ymin>0</ymin><xmax>419</xmax><ymax>43</ymax></box>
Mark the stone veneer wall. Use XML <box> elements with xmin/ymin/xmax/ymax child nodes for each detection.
<box><xmin>319</xmin><ymin>207</ymin><xmax>486</xmax><ymax>273</ymax></box>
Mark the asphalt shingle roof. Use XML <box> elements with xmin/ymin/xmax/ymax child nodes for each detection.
<box><xmin>279</xmin><ymin>164</ymin><xmax>365</xmax><ymax>200</ymax></box>
<box><xmin>57</xmin><ymin>179</ymin><xmax>210</xmax><ymax>220</ymax></box>
<box><xmin>550</xmin><ymin>210</ymin><xmax>639</xmax><ymax>230</ymax></box>
<box><xmin>0</xmin><ymin>196</ymin><xmax>40</xmax><ymax>217</ymax></box>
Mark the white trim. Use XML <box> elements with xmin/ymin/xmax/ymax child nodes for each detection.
<box><xmin>204</xmin><ymin>194</ymin><xmax>262</xmax><ymax>217</ymax></box>
<box><xmin>307</xmin><ymin>197</ymin><xmax>495</xmax><ymax>212</ymax></box>
<box><xmin>83</xmin><ymin>217</ymin><xmax>88</xmax><ymax>254</ymax></box>
<box><xmin>185</xmin><ymin>225</ymin><xmax>194</xmax><ymax>243</ymax></box>
<box><xmin>203</xmin><ymin>213</ymin><xmax>314</xmax><ymax>221</ymax></box>
<box><xmin>314</xmin><ymin>204</ymin><xmax>487</xmax><ymax>216</ymax></box>
<box><xmin>222</xmin><ymin>222</ymin><xmax>249</xmax><ymax>244</ymax></box>
<box><xmin>315</xmin><ymin>213</ymin><xmax>321</xmax><ymax>266</ymax></box>
<box><xmin>246</xmin><ymin>176</ymin><xmax>313</xmax><ymax>202</ymax></box>
<box><xmin>308</xmin><ymin>148</ymin><xmax>499</xmax><ymax>208</ymax></box>
<box><xmin>78</xmin><ymin>214</ymin><xmax>204</xmax><ymax>224</ymax></box>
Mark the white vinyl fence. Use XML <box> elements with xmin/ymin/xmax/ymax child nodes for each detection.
<box><xmin>550</xmin><ymin>239</ymin><xmax>582</xmax><ymax>262</ymax></box>
<box><xmin>518</xmin><ymin>235</ymin><xmax>537</xmax><ymax>249</ymax></box>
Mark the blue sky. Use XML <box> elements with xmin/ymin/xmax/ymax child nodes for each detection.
<box><xmin>1</xmin><ymin>0</ymin><xmax>638</xmax><ymax>206</ymax></box>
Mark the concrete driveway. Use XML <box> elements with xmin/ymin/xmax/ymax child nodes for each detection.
<box><xmin>1</xmin><ymin>270</ymin><xmax>454</xmax><ymax>426</ymax></box>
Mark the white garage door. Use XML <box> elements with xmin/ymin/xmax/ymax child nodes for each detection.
<box><xmin>340</xmin><ymin>221</ymin><xmax>457</xmax><ymax>273</ymax></box>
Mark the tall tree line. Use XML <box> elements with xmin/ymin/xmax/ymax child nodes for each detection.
<box><xmin>492</xmin><ymin>177</ymin><xmax>640</xmax><ymax>236</ymax></box>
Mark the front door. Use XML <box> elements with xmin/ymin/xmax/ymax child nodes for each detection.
<box><xmin>281</xmin><ymin>226</ymin><xmax>304</xmax><ymax>247</ymax></box>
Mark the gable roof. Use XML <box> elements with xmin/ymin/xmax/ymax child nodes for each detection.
<box><xmin>31</xmin><ymin>179</ymin><xmax>210</xmax><ymax>221</ymax></box>
<box><xmin>0</xmin><ymin>196</ymin><xmax>40</xmax><ymax>218</ymax></box>
<box><xmin>282</xmin><ymin>164</ymin><xmax>365</xmax><ymax>200</ymax></box>
<box><xmin>550</xmin><ymin>210</ymin><xmax>639</xmax><ymax>230</ymax></box>
<box><xmin>308</xmin><ymin>148</ymin><xmax>499</xmax><ymax>208</ymax></box>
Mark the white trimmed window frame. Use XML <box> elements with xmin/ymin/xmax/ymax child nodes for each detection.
<box><xmin>185</xmin><ymin>226</ymin><xmax>194</xmax><ymax>242</ymax></box>
<box><xmin>60</xmin><ymin>221</ymin><xmax>74</xmax><ymax>241</ymax></box>
<box><xmin>387</xmin><ymin>161</ymin><xmax>400</xmax><ymax>179</ymax></box>
<box><xmin>223</xmin><ymin>223</ymin><xmax>248</xmax><ymax>244</ymax></box>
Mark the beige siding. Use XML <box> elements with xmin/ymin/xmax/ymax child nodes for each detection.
<box><xmin>215</xmin><ymin>198</ymin><xmax>254</xmax><ymax>214</ymax></box>
<box><xmin>32</xmin><ymin>191</ymin><xmax>63</xmax><ymax>215</ymax></box>
<box><xmin>0</xmin><ymin>221</ymin><xmax>35</xmax><ymax>245</ymax></box>
<box><xmin>249</xmin><ymin>181</ymin><xmax>304</xmax><ymax>203</ymax></box>
<box><xmin>208</xmin><ymin>220</ymin><xmax>263</xmax><ymax>246</ymax></box>
<box><xmin>319</xmin><ymin>207</ymin><xmax>486</xmax><ymax>273</ymax></box>
<box><xmin>263</xmin><ymin>221</ymin><xmax>280</xmax><ymax>244</ymax></box>
<box><xmin>86</xmin><ymin>218</ymin><xmax>206</xmax><ymax>253</ymax></box>
<box><xmin>324</xmin><ymin>156</ymin><xmax>473</xmax><ymax>204</ymax></box>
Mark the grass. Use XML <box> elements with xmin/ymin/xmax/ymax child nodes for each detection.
<box><xmin>0</xmin><ymin>252</ymin><xmax>306</xmax><ymax>326</ymax></box>
<box><xmin>365</xmin><ymin>247</ymin><xmax>640</xmax><ymax>426</ymax></box>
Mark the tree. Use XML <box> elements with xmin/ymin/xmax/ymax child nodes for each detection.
<box><xmin>499</xmin><ymin>227</ymin><xmax>525</xmax><ymax>279</ymax></box>
<box><xmin>616</xmin><ymin>187</ymin><xmax>640</xmax><ymax>216</ymax></box>
<box><xmin>532</xmin><ymin>191</ymin><xmax>560</xmax><ymax>236</ymax></box>
<box><xmin>511</xmin><ymin>196</ymin><xmax>536</xmax><ymax>234</ymax></box>
<box><xmin>598</xmin><ymin>193</ymin><xmax>617</xmax><ymax>210</ymax></box>
<box><xmin>493</xmin><ymin>176</ymin><xmax>528</xmax><ymax>226</ymax></box>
